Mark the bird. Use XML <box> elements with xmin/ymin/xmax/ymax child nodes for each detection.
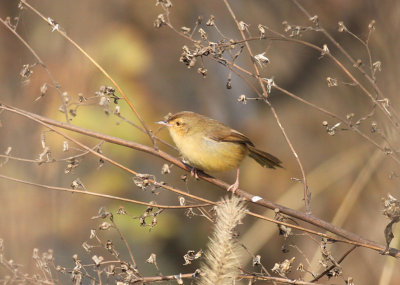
<box><xmin>157</xmin><ymin>111</ymin><xmax>282</xmax><ymax>192</ymax></box>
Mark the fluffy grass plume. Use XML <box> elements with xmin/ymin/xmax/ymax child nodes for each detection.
<box><xmin>197</xmin><ymin>195</ymin><xmax>247</xmax><ymax>285</ymax></box>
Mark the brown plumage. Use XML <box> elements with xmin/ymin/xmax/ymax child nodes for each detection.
<box><xmin>157</xmin><ymin>111</ymin><xmax>282</xmax><ymax>191</ymax></box>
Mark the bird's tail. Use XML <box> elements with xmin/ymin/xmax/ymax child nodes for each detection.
<box><xmin>248</xmin><ymin>145</ymin><xmax>282</xmax><ymax>169</ymax></box>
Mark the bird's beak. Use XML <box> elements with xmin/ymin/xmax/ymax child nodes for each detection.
<box><xmin>155</xmin><ymin>120</ymin><xmax>172</xmax><ymax>127</ymax></box>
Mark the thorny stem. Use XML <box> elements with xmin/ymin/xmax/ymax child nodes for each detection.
<box><xmin>19</xmin><ymin>0</ymin><xmax>157</xmax><ymax>147</ymax></box>
<box><xmin>223</xmin><ymin>0</ymin><xmax>311</xmax><ymax>214</ymax></box>
<box><xmin>1</xmin><ymin>103</ymin><xmax>399</xmax><ymax>257</ymax></box>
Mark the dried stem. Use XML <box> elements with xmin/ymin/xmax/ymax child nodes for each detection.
<box><xmin>1</xmin><ymin>102</ymin><xmax>399</xmax><ymax>257</ymax></box>
<box><xmin>20</xmin><ymin>0</ymin><xmax>157</xmax><ymax>146</ymax></box>
<box><xmin>222</xmin><ymin>0</ymin><xmax>311</xmax><ymax>213</ymax></box>
<box><xmin>0</xmin><ymin>17</ymin><xmax>69</xmax><ymax>123</ymax></box>
<box><xmin>0</xmin><ymin>174</ymin><xmax>210</xmax><ymax>210</ymax></box>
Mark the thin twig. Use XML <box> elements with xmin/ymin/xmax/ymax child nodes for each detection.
<box><xmin>0</xmin><ymin>174</ymin><xmax>209</xmax><ymax>209</ymax></box>
<box><xmin>223</xmin><ymin>0</ymin><xmax>311</xmax><ymax>213</ymax></box>
<box><xmin>0</xmin><ymin>17</ymin><xmax>69</xmax><ymax>123</ymax></box>
<box><xmin>20</xmin><ymin>0</ymin><xmax>157</xmax><ymax>146</ymax></box>
<box><xmin>311</xmin><ymin>245</ymin><xmax>357</xmax><ymax>282</ymax></box>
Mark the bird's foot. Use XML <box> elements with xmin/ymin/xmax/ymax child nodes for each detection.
<box><xmin>227</xmin><ymin>180</ymin><xmax>239</xmax><ymax>194</ymax></box>
<box><xmin>190</xmin><ymin>167</ymin><xmax>200</xmax><ymax>180</ymax></box>
<box><xmin>227</xmin><ymin>168</ymin><xmax>240</xmax><ymax>194</ymax></box>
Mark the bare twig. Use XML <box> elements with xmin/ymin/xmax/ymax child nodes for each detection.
<box><xmin>0</xmin><ymin>17</ymin><xmax>69</xmax><ymax>123</ymax></box>
<box><xmin>0</xmin><ymin>174</ymin><xmax>209</xmax><ymax>209</ymax></box>
<box><xmin>311</xmin><ymin>245</ymin><xmax>357</xmax><ymax>282</ymax></box>
<box><xmin>19</xmin><ymin>0</ymin><xmax>157</xmax><ymax>146</ymax></box>
<box><xmin>222</xmin><ymin>0</ymin><xmax>311</xmax><ymax>213</ymax></box>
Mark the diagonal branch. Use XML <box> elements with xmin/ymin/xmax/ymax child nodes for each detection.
<box><xmin>1</xmin><ymin>102</ymin><xmax>398</xmax><ymax>257</ymax></box>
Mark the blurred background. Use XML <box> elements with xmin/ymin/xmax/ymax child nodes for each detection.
<box><xmin>0</xmin><ymin>0</ymin><xmax>399</xmax><ymax>283</ymax></box>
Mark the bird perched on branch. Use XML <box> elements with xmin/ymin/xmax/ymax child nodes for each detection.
<box><xmin>157</xmin><ymin>111</ymin><xmax>282</xmax><ymax>192</ymax></box>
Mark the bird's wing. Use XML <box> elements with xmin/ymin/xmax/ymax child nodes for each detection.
<box><xmin>209</xmin><ymin>127</ymin><xmax>255</xmax><ymax>147</ymax></box>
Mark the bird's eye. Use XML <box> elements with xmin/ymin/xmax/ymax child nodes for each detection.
<box><xmin>175</xmin><ymin>121</ymin><xmax>181</xmax><ymax>126</ymax></box>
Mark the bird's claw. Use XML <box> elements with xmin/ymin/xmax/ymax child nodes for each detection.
<box><xmin>190</xmin><ymin>167</ymin><xmax>199</xmax><ymax>180</ymax></box>
<box><xmin>227</xmin><ymin>180</ymin><xmax>239</xmax><ymax>194</ymax></box>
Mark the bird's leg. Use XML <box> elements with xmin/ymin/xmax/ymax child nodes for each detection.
<box><xmin>227</xmin><ymin>168</ymin><xmax>240</xmax><ymax>193</ymax></box>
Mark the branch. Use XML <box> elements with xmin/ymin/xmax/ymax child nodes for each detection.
<box><xmin>0</xmin><ymin>174</ymin><xmax>210</xmax><ymax>210</ymax></box>
<box><xmin>1</xmin><ymin>102</ymin><xmax>398</xmax><ymax>257</ymax></box>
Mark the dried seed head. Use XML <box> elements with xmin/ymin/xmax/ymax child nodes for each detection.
<box><xmin>92</xmin><ymin>255</ymin><xmax>104</xmax><ymax>267</ymax></box>
<box><xmin>382</xmin><ymin>194</ymin><xmax>400</xmax><ymax>220</ymax></box>
<box><xmin>271</xmin><ymin>257</ymin><xmax>295</xmax><ymax>277</ymax></box>
<box><xmin>196</xmin><ymin>16</ymin><xmax>203</xmax><ymax>25</ymax></box>
<box><xmin>206</xmin><ymin>15</ymin><xmax>215</xmax><ymax>26</ymax></box>
<box><xmin>282</xmin><ymin>21</ymin><xmax>291</xmax><ymax>33</ymax></box>
<box><xmin>154</xmin><ymin>14</ymin><xmax>166</xmax><ymax>28</ymax></box>
<box><xmin>237</xmin><ymin>94</ymin><xmax>247</xmax><ymax>104</ymax></box>
<box><xmin>20</xmin><ymin>64</ymin><xmax>33</xmax><ymax>79</ymax></box>
<box><xmin>161</xmin><ymin>163</ymin><xmax>171</xmax><ymax>174</ymax></box>
<box><xmin>309</xmin><ymin>15</ymin><xmax>319</xmax><ymax>25</ymax></box>
<box><xmin>197</xmin><ymin>67</ymin><xmax>208</xmax><ymax>78</ymax></box>
<box><xmin>264</xmin><ymin>78</ymin><xmax>274</xmax><ymax>94</ymax></box>
<box><xmin>253</xmin><ymin>52</ymin><xmax>269</xmax><ymax>67</ymax></box>
<box><xmin>257</xmin><ymin>24</ymin><xmax>265</xmax><ymax>38</ymax></box>
<box><xmin>226</xmin><ymin>79</ymin><xmax>232</xmax><ymax>89</ymax></box>
<box><xmin>338</xmin><ymin>21</ymin><xmax>347</xmax><ymax>32</ymax></box>
<box><xmin>179</xmin><ymin>196</ymin><xmax>186</xmax><ymax>206</ymax></box>
<box><xmin>117</xmin><ymin>206</ymin><xmax>127</xmax><ymax>215</ymax></box>
<box><xmin>326</xmin><ymin>77</ymin><xmax>338</xmax><ymax>87</ymax></box>
<box><xmin>146</xmin><ymin>253</ymin><xmax>157</xmax><ymax>264</ymax></box>
<box><xmin>353</xmin><ymin>59</ymin><xmax>362</xmax><ymax>68</ymax></box>
<box><xmin>373</xmin><ymin>61</ymin><xmax>382</xmax><ymax>73</ymax></box>
<box><xmin>321</xmin><ymin>44</ymin><xmax>330</xmax><ymax>56</ymax></box>
<box><xmin>98</xmin><ymin>222</ymin><xmax>111</xmax><ymax>230</ymax></box>
<box><xmin>253</xmin><ymin>255</ymin><xmax>261</xmax><ymax>266</ymax></box>
<box><xmin>238</xmin><ymin>21</ymin><xmax>249</xmax><ymax>31</ymax></box>
<box><xmin>155</xmin><ymin>0</ymin><xmax>173</xmax><ymax>8</ymax></box>
<box><xmin>183</xmin><ymin>249</ymin><xmax>203</xmax><ymax>265</ymax></box>
<box><xmin>181</xmin><ymin>26</ymin><xmax>191</xmax><ymax>35</ymax></box>
<box><xmin>180</xmin><ymin>174</ymin><xmax>188</xmax><ymax>182</ymax></box>
<box><xmin>198</xmin><ymin>28</ymin><xmax>207</xmax><ymax>40</ymax></box>
<box><xmin>368</xmin><ymin>20</ymin><xmax>376</xmax><ymax>31</ymax></box>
